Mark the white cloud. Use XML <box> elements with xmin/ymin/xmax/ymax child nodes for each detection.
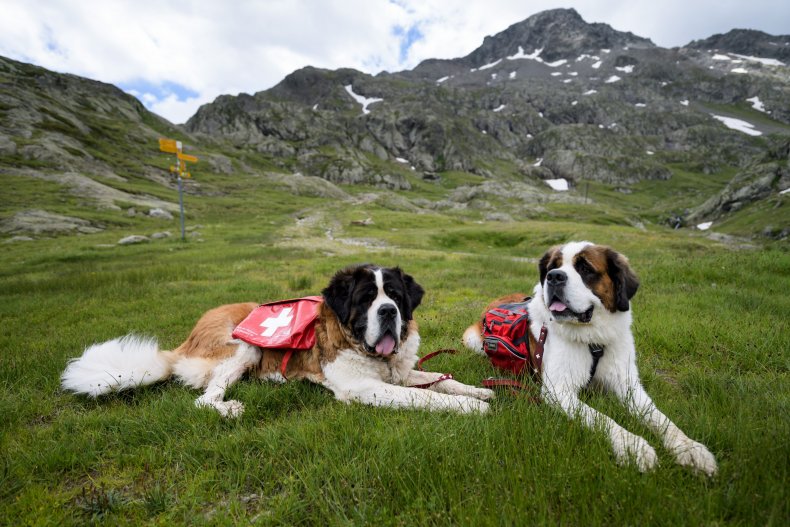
<box><xmin>0</xmin><ymin>0</ymin><xmax>787</xmax><ymax>123</ymax></box>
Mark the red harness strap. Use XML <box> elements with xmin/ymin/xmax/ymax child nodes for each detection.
<box><xmin>410</xmin><ymin>348</ymin><xmax>456</xmax><ymax>389</ymax></box>
<box><xmin>280</xmin><ymin>349</ymin><xmax>295</xmax><ymax>379</ymax></box>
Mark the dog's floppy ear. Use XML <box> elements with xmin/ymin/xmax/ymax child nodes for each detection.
<box><xmin>605</xmin><ymin>248</ymin><xmax>639</xmax><ymax>311</ymax></box>
<box><xmin>394</xmin><ymin>267</ymin><xmax>424</xmax><ymax>320</ymax></box>
<box><xmin>322</xmin><ymin>265</ymin><xmax>368</xmax><ymax>324</ymax></box>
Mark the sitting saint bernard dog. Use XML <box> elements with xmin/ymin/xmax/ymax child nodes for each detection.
<box><xmin>463</xmin><ymin>241</ymin><xmax>718</xmax><ymax>475</ymax></box>
<box><xmin>62</xmin><ymin>264</ymin><xmax>493</xmax><ymax>416</ymax></box>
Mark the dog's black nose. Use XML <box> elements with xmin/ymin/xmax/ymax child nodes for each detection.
<box><xmin>546</xmin><ymin>269</ymin><xmax>567</xmax><ymax>286</ymax></box>
<box><xmin>378</xmin><ymin>304</ymin><xmax>398</xmax><ymax>319</ymax></box>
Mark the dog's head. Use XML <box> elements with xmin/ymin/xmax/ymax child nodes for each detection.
<box><xmin>538</xmin><ymin>241</ymin><xmax>639</xmax><ymax>324</ymax></box>
<box><xmin>322</xmin><ymin>264</ymin><xmax>424</xmax><ymax>357</ymax></box>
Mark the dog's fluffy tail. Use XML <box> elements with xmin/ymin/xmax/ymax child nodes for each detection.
<box><xmin>61</xmin><ymin>335</ymin><xmax>177</xmax><ymax>397</ymax></box>
<box><xmin>462</xmin><ymin>324</ymin><xmax>485</xmax><ymax>355</ymax></box>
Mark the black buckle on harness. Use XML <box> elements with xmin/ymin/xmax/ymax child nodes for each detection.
<box><xmin>588</xmin><ymin>343</ymin><xmax>605</xmax><ymax>379</ymax></box>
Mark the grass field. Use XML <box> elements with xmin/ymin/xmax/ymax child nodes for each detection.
<box><xmin>1</xmin><ymin>172</ymin><xmax>789</xmax><ymax>525</ymax></box>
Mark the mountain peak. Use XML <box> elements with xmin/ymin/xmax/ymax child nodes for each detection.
<box><xmin>464</xmin><ymin>8</ymin><xmax>654</xmax><ymax>66</ymax></box>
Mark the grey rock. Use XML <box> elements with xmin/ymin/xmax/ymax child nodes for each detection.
<box><xmin>118</xmin><ymin>235</ymin><xmax>150</xmax><ymax>245</ymax></box>
<box><xmin>4</xmin><ymin>235</ymin><xmax>34</xmax><ymax>243</ymax></box>
<box><xmin>0</xmin><ymin>209</ymin><xmax>102</xmax><ymax>235</ymax></box>
<box><xmin>148</xmin><ymin>208</ymin><xmax>175</xmax><ymax>220</ymax></box>
<box><xmin>485</xmin><ymin>212</ymin><xmax>514</xmax><ymax>222</ymax></box>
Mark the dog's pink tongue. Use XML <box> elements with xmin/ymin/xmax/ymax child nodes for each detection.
<box><xmin>549</xmin><ymin>300</ymin><xmax>567</xmax><ymax>312</ymax></box>
<box><xmin>376</xmin><ymin>335</ymin><xmax>396</xmax><ymax>356</ymax></box>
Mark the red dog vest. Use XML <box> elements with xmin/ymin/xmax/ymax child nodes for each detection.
<box><xmin>482</xmin><ymin>300</ymin><xmax>545</xmax><ymax>377</ymax></box>
<box><xmin>233</xmin><ymin>296</ymin><xmax>322</xmax><ymax>377</ymax></box>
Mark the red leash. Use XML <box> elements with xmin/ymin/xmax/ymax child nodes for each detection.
<box><xmin>410</xmin><ymin>348</ymin><xmax>457</xmax><ymax>389</ymax></box>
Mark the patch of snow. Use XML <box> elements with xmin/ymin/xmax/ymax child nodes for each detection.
<box><xmin>563</xmin><ymin>78</ymin><xmax>572</xmax><ymax>83</ymax></box>
<box><xmin>482</xmin><ymin>130</ymin><xmax>487</xmax><ymax>134</ymax></box>
<box><xmin>538</xmin><ymin>112</ymin><xmax>544</xmax><ymax>117</ymax></box>
<box><xmin>711</xmin><ymin>114</ymin><xmax>762</xmax><ymax>136</ymax></box>
<box><xmin>576</xmin><ymin>54</ymin><xmax>600</xmax><ymax>62</ymax></box>
<box><xmin>646</xmin><ymin>150</ymin><xmax>655</xmax><ymax>155</ymax></box>
<box><xmin>660</xmin><ymin>81</ymin><xmax>668</xmax><ymax>87</ymax></box>
<box><xmin>746</xmin><ymin>96</ymin><xmax>767</xmax><ymax>113</ymax></box>
<box><xmin>491</xmin><ymin>73</ymin><xmax>497</xmax><ymax>80</ymax></box>
<box><xmin>507</xmin><ymin>46</ymin><xmax>544</xmax><ymax>61</ymax></box>
<box><xmin>601</xmin><ymin>49</ymin><xmax>611</xmax><ymax>54</ymax></box>
<box><xmin>526</xmin><ymin>133</ymin><xmax>533</xmax><ymax>138</ymax></box>
<box><xmin>545</xmin><ymin>59</ymin><xmax>568</xmax><ymax>68</ymax></box>
<box><xmin>731</xmin><ymin>53</ymin><xmax>785</xmax><ymax>66</ymax></box>
<box><xmin>697</xmin><ymin>222</ymin><xmax>713</xmax><ymax>231</ymax></box>
<box><xmin>395</xmin><ymin>157</ymin><xmax>409</xmax><ymax>164</ymax></box>
<box><xmin>533</xmin><ymin>158</ymin><xmax>543</xmax><ymax>167</ymax></box>
<box><xmin>545</xmin><ymin>178</ymin><xmax>569</xmax><ymax>191</ymax></box>
<box><xmin>615</xmin><ymin>65</ymin><xmax>635</xmax><ymax>73</ymax></box>
<box><xmin>344</xmin><ymin>85</ymin><xmax>383</xmax><ymax>115</ymax></box>
<box><xmin>312</xmin><ymin>104</ymin><xmax>319</xmax><ymax>111</ymax></box>
<box><xmin>509</xmin><ymin>71</ymin><xmax>517</xmax><ymax>79</ymax></box>
<box><xmin>591</xmin><ymin>61</ymin><xmax>602</xmax><ymax>69</ymax></box>
<box><xmin>583</xmin><ymin>89</ymin><xmax>598</xmax><ymax>95</ymax></box>
<box><xmin>680</xmin><ymin>100</ymin><xmax>689</xmax><ymax>106</ymax></box>
<box><xmin>635</xmin><ymin>103</ymin><xmax>646</xmax><ymax>107</ymax></box>
<box><xmin>712</xmin><ymin>54</ymin><xmax>731</xmax><ymax>61</ymax></box>
<box><xmin>571</xmin><ymin>100</ymin><xmax>578</xmax><ymax>106</ymax></box>
<box><xmin>478</xmin><ymin>59</ymin><xmax>502</xmax><ymax>71</ymax></box>
<box><xmin>779</xmin><ymin>188</ymin><xmax>790</xmax><ymax>195</ymax></box>
<box><xmin>436</xmin><ymin>76</ymin><xmax>450</xmax><ymax>83</ymax></box>
<box><xmin>568</xmin><ymin>71</ymin><xmax>578</xmax><ymax>76</ymax></box>
<box><xmin>551</xmin><ymin>72</ymin><xmax>563</xmax><ymax>77</ymax></box>
<box><xmin>730</xmin><ymin>68</ymin><xmax>749</xmax><ymax>74</ymax></box>
<box><xmin>493</xmin><ymin>104</ymin><xmax>506</xmax><ymax>112</ymax></box>
<box><xmin>604</xmin><ymin>75</ymin><xmax>621</xmax><ymax>83</ymax></box>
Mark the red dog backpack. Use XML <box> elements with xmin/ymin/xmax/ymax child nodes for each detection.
<box><xmin>482</xmin><ymin>300</ymin><xmax>545</xmax><ymax>377</ymax></box>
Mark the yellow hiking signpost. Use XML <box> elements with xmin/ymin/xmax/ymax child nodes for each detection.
<box><xmin>158</xmin><ymin>138</ymin><xmax>197</xmax><ymax>240</ymax></box>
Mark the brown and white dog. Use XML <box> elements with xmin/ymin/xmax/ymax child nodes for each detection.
<box><xmin>463</xmin><ymin>241</ymin><xmax>718</xmax><ymax>475</ymax></box>
<box><xmin>62</xmin><ymin>264</ymin><xmax>493</xmax><ymax>416</ymax></box>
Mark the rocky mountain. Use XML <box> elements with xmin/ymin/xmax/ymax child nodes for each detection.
<box><xmin>2</xmin><ymin>8</ymin><xmax>789</xmax><ymax>239</ymax></box>
<box><xmin>687</xmin><ymin>29</ymin><xmax>790</xmax><ymax>61</ymax></box>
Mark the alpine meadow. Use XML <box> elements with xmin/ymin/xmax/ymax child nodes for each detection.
<box><xmin>1</xmin><ymin>7</ymin><xmax>789</xmax><ymax>526</ymax></box>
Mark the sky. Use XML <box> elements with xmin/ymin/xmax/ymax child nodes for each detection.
<box><xmin>1</xmin><ymin>1</ymin><xmax>788</xmax><ymax>124</ymax></box>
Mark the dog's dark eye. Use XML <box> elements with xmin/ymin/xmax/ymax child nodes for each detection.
<box><xmin>575</xmin><ymin>259</ymin><xmax>596</xmax><ymax>277</ymax></box>
<box><xmin>384</xmin><ymin>286</ymin><xmax>401</xmax><ymax>301</ymax></box>
<box><xmin>359</xmin><ymin>288</ymin><xmax>377</xmax><ymax>303</ymax></box>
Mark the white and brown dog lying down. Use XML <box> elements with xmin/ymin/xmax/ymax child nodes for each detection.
<box><xmin>463</xmin><ymin>241</ymin><xmax>718</xmax><ymax>475</ymax></box>
<box><xmin>62</xmin><ymin>264</ymin><xmax>493</xmax><ymax>416</ymax></box>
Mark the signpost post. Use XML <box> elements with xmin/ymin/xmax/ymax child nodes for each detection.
<box><xmin>158</xmin><ymin>138</ymin><xmax>197</xmax><ymax>241</ymax></box>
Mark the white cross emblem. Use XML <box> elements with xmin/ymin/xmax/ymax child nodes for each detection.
<box><xmin>260</xmin><ymin>307</ymin><xmax>293</xmax><ymax>337</ymax></box>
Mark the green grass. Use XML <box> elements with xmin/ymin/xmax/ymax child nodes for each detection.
<box><xmin>1</xmin><ymin>172</ymin><xmax>788</xmax><ymax>525</ymax></box>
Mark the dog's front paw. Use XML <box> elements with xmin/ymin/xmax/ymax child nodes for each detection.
<box><xmin>219</xmin><ymin>399</ymin><xmax>245</xmax><ymax>418</ymax></box>
<box><xmin>195</xmin><ymin>397</ymin><xmax>245</xmax><ymax>418</ymax></box>
<box><xmin>470</xmin><ymin>387</ymin><xmax>496</xmax><ymax>401</ymax></box>
<box><xmin>612</xmin><ymin>430</ymin><xmax>658</xmax><ymax>472</ymax></box>
<box><xmin>454</xmin><ymin>395</ymin><xmax>490</xmax><ymax>414</ymax></box>
<box><xmin>672</xmin><ymin>440</ymin><xmax>718</xmax><ymax>477</ymax></box>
